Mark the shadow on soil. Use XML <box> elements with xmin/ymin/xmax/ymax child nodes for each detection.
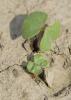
<box><xmin>9</xmin><ymin>14</ymin><xmax>27</xmax><ymax>40</ymax></box>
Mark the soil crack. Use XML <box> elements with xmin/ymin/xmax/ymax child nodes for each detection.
<box><xmin>0</xmin><ymin>64</ymin><xmax>22</xmax><ymax>73</ymax></box>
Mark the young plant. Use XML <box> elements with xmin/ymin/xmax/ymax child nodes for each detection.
<box><xmin>21</xmin><ymin>11</ymin><xmax>61</xmax><ymax>86</ymax></box>
<box><xmin>26</xmin><ymin>21</ymin><xmax>60</xmax><ymax>82</ymax></box>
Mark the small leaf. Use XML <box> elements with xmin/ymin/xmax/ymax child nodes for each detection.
<box><xmin>31</xmin><ymin>65</ymin><xmax>42</xmax><ymax>75</ymax></box>
<box><xmin>27</xmin><ymin>61</ymin><xmax>42</xmax><ymax>75</ymax></box>
<box><xmin>40</xmin><ymin>21</ymin><xmax>61</xmax><ymax>51</ymax></box>
<box><xmin>34</xmin><ymin>54</ymin><xmax>48</xmax><ymax>68</ymax></box>
<box><xmin>22</xmin><ymin>11</ymin><xmax>48</xmax><ymax>39</ymax></box>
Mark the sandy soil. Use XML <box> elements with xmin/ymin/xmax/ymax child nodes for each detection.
<box><xmin>0</xmin><ymin>0</ymin><xmax>71</xmax><ymax>100</ymax></box>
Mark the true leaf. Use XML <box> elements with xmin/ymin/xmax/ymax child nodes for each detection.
<box><xmin>22</xmin><ymin>11</ymin><xmax>48</xmax><ymax>39</ymax></box>
<box><xmin>27</xmin><ymin>61</ymin><xmax>42</xmax><ymax>75</ymax></box>
<box><xmin>31</xmin><ymin>65</ymin><xmax>42</xmax><ymax>75</ymax></box>
<box><xmin>34</xmin><ymin>54</ymin><xmax>48</xmax><ymax>68</ymax></box>
<box><xmin>40</xmin><ymin>21</ymin><xmax>61</xmax><ymax>51</ymax></box>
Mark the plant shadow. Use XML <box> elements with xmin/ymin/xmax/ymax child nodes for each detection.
<box><xmin>9</xmin><ymin>14</ymin><xmax>27</xmax><ymax>40</ymax></box>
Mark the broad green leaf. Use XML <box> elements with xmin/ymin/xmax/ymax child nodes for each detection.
<box><xmin>34</xmin><ymin>54</ymin><xmax>48</xmax><ymax>68</ymax></box>
<box><xmin>22</xmin><ymin>11</ymin><xmax>48</xmax><ymax>39</ymax></box>
<box><xmin>40</xmin><ymin>21</ymin><xmax>61</xmax><ymax>51</ymax></box>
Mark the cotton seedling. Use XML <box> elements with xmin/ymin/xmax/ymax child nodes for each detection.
<box><xmin>21</xmin><ymin>11</ymin><xmax>61</xmax><ymax>86</ymax></box>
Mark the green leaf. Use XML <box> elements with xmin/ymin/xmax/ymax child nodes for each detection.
<box><xmin>40</xmin><ymin>21</ymin><xmax>61</xmax><ymax>51</ymax></box>
<box><xmin>34</xmin><ymin>54</ymin><xmax>48</xmax><ymax>68</ymax></box>
<box><xmin>27</xmin><ymin>61</ymin><xmax>42</xmax><ymax>75</ymax></box>
<box><xmin>31</xmin><ymin>65</ymin><xmax>42</xmax><ymax>75</ymax></box>
<box><xmin>22</xmin><ymin>11</ymin><xmax>48</xmax><ymax>39</ymax></box>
